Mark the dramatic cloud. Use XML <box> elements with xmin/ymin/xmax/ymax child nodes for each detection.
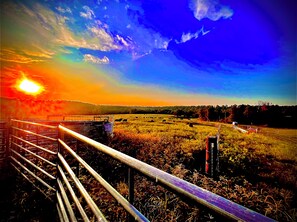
<box><xmin>0</xmin><ymin>49</ymin><xmax>44</xmax><ymax>63</ymax></box>
<box><xmin>83</xmin><ymin>54</ymin><xmax>110</xmax><ymax>64</ymax></box>
<box><xmin>88</xmin><ymin>0</ymin><xmax>170</xmax><ymax>56</ymax></box>
<box><xmin>3</xmin><ymin>2</ymin><xmax>123</xmax><ymax>53</ymax></box>
<box><xmin>190</xmin><ymin>0</ymin><xmax>233</xmax><ymax>21</ymax></box>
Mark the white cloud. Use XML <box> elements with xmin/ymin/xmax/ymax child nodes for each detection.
<box><xmin>132</xmin><ymin>51</ymin><xmax>152</xmax><ymax>60</ymax></box>
<box><xmin>190</xmin><ymin>0</ymin><xmax>233</xmax><ymax>21</ymax></box>
<box><xmin>83</xmin><ymin>54</ymin><xmax>110</xmax><ymax>64</ymax></box>
<box><xmin>88</xmin><ymin>26</ymin><xmax>122</xmax><ymax>51</ymax></box>
<box><xmin>176</xmin><ymin>26</ymin><xmax>211</xmax><ymax>44</ymax></box>
<box><xmin>80</xmin><ymin>6</ymin><xmax>95</xmax><ymax>20</ymax></box>
<box><xmin>116</xmin><ymin>35</ymin><xmax>129</xmax><ymax>47</ymax></box>
<box><xmin>56</xmin><ymin>6</ymin><xmax>72</xmax><ymax>14</ymax></box>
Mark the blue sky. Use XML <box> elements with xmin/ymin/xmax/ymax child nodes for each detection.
<box><xmin>1</xmin><ymin>0</ymin><xmax>296</xmax><ymax>105</ymax></box>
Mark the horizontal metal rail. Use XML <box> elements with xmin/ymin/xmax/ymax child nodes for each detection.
<box><xmin>12</xmin><ymin>135</ymin><xmax>56</xmax><ymax>155</ymax></box>
<box><xmin>10</xmin><ymin>156</ymin><xmax>56</xmax><ymax>191</ymax></box>
<box><xmin>59</xmin><ymin>125</ymin><xmax>274</xmax><ymax>222</ymax></box>
<box><xmin>58</xmin><ymin>153</ymin><xmax>107</xmax><ymax>222</ymax></box>
<box><xmin>57</xmin><ymin>165</ymin><xmax>89</xmax><ymax>222</ymax></box>
<box><xmin>11</xmin><ymin>119</ymin><xmax>57</xmax><ymax>129</ymax></box>
<box><xmin>11</xmin><ymin>162</ymin><xmax>54</xmax><ymax>201</ymax></box>
<box><xmin>12</xmin><ymin>142</ymin><xmax>56</xmax><ymax>166</ymax></box>
<box><xmin>57</xmin><ymin>179</ymin><xmax>77</xmax><ymax>222</ymax></box>
<box><xmin>11</xmin><ymin>149</ymin><xmax>55</xmax><ymax>180</ymax></box>
<box><xmin>57</xmin><ymin>191</ymin><xmax>69</xmax><ymax>222</ymax></box>
<box><xmin>56</xmin><ymin>203</ymin><xmax>64</xmax><ymax>222</ymax></box>
<box><xmin>11</xmin><ymin>126</ymin><xmax>57</xmax><ymax>142</ymax></box>
<box><xmin>58</xmin><ymin>139</ymin><xmax>149</xmax><ymax>222</ymax></box>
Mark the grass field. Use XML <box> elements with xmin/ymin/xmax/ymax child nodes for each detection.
<box><xmin>103</xmin><ymin>114</ymin><xmax>297</xmax><ymax>221</ymax></box>
<box><xmin>5</xmin><ymin>114</ymin><xmax>296</xmax><ymax>221</ymax></box>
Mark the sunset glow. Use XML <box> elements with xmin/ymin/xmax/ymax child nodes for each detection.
<box><xmin>0</xmin><ymin>0</ymin><xmax>296</xmax><ymax>105</ymax></box>
<box><xmin>17</xmin><ymin>79</ymin><xmax>44</xmax><ymax>95</ymax></box>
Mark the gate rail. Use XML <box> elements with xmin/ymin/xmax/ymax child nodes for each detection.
<box><xmin>10</xmin><ymin>119</ymin><xmax>58</xmax><ymax>200</ymax></box>
<box><xmin>8</xmin><ymin>119</ymin><xmax>274</xmax><ymax>222</ymax></box>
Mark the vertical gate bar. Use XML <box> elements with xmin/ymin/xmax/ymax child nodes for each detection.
<box><xmin>15</xmin><ymin>122</ymin><xmax>20</xmax><ymax>153</ymax></box>
<box><xmin>36</xmin><ymin>125</ymin><xmax>39</xmax><ymax>147</ymax></box>
<box><xmin>75</xmin><ymin>139</ymin><xmax>80</xmax><ymax>177</ymax></box>
<box><xmin>128</xmin><ymin>167</ymin><xmax>134</xmax><ymax>204</ymax></box>
<box><xmin>58</xmin><ymin>126</ymin><xmax>65</xmax><ymax>154</ymax></box>
<box><xmin>128</xmin><ymin>167</ymin><xmax>135</xmax><ymax>222</ymax></box>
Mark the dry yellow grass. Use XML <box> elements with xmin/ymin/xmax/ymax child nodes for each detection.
<box><xmin>107</xmin><ymin>114</ymin><xmax>296</xmax><ymax>221</ymax></box>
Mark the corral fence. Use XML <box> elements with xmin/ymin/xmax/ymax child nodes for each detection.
<box><xmin>0</xmin><ymin>121</ymin><xmax>9</xmax><ymax>169</ymax></box>
<box><xmin>47</xmin><ymin>114</ymin><xmax>112</xmax><ymax>122</ymax></box>
<box><xmin>7</xmin><ymin>119</ymin><xmax>274</xmax><ymax>222</ymax></box>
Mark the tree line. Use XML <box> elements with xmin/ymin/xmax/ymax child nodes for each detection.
<box><xmin>1</xmin><ymin>98</ymin><xmax>296</xmax><ymax>128</ymax></box>
<box><xmin>127</xmin><ymin>103</ymin><xmax>297</xmax><ymax>128</ymax></box>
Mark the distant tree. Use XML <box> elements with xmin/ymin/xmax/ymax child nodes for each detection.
<box><xmin>185</xmin><ymin>110</ymin><xmax>195</xmax><ymax>118</ymax></box>
<box><xmin>206</xmin><ymin>106</ymin><xmax>216</xmax><ymax>121</ymax></box>
<box><xmin>198</xmin><ymin>107</ymin><xmax>208</xmax><ymax>121</ymax></box>
<box><xmin>243</xmin><ymin>105</ymin><xmax>255</xmax><ymax>124</ymax></box>
<box><xmin>175</xmin><ymin>109</ymin><xmax>185</xmax><ymax>117</ymax></box>
<box><xmin>228</xmin><ymin>105</ymin><xmax>240</xmax><ymax>122</ymax></box>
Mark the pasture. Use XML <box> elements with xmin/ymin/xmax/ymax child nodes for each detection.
<box><xmin>108</xmin><ymin>114</ymin><xmax>296</xmax><ymax>221</ymax></box>
<box><xmin>4</xmin><ymin>114</ymin><xmax>296</xmax><ymax>221</ymax></box>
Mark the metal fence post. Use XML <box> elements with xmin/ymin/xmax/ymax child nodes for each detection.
<box><xmin>128</xmin><ymin>167</ymin><xmax>134</xmax><ymax>203</ymax></box>
<box><xmin>205</xmin><ymin>136</ymin><xmax>219</xmax><ymax>178</ymax></box>
<box><xmin>128</xmin><ymin>167</ymin><xmax>135</xmax><ymax>222</ymax></box>
<box><xmin>36</xmin><ymin>125</ymin><xmax>39</xmax><ymax>147</ymax></box>
<box><xmin>128</xmin><ymin>149</ymin><xmax>136</xmax><ymax>222</ymax></box>
<box><xmin>58</xmin><ymin>125</ymin><xmax>64</xmax><ymax>154</ymax></box>
<box><xmin>75</xmin><ymin>139</ymin><xmax>80</xmax><ymax>177</ymax></box>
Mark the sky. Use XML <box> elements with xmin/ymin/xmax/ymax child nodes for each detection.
<box><xmin>0</xmin><ymin>0</ymin><xmax>296</xmax><ymax>106</ymax></box>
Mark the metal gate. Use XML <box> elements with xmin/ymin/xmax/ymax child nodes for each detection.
<box><xmin>8</xmin><ymin>119</ymin><xmax>274</xmax><ymax>222</ymax></box>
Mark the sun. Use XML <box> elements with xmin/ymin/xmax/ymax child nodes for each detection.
<box><xmin>17</xmin><ymin>78</ymin><xmax>44</xmax><ymax>95</ymax></box>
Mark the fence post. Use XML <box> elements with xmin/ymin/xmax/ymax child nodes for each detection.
<box><xmin>58</xmin><ymin>125</ymin><xmax>64</xmax><ymax>154</ymax></box>
<box><xmin>75</xmin><ymin>140</ymin><xmax>80</xmax><ymax>177</ymax></box>
<box><xmin>128</xmin><ymin>150</ymin><xmax>135</xmax><ymax>222</ymax></box>
<box><xmin>127</xmin><ymin>167</ymin><xmax>135</xmax><ymax>222</ymax></box>
<box><xmin>36</xmin><ymin>125</ymin><xmax>39</xmax><ymax>147</ymax></box>
<box><xmin>128</xmin><ymin>167</ymin><xmax>134</xmax><ymax>202</ymax></box>
<box><xmin>205</xmin><ymin>136</ymin><xmax>219</xmax><ymax>178</ymax></box>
